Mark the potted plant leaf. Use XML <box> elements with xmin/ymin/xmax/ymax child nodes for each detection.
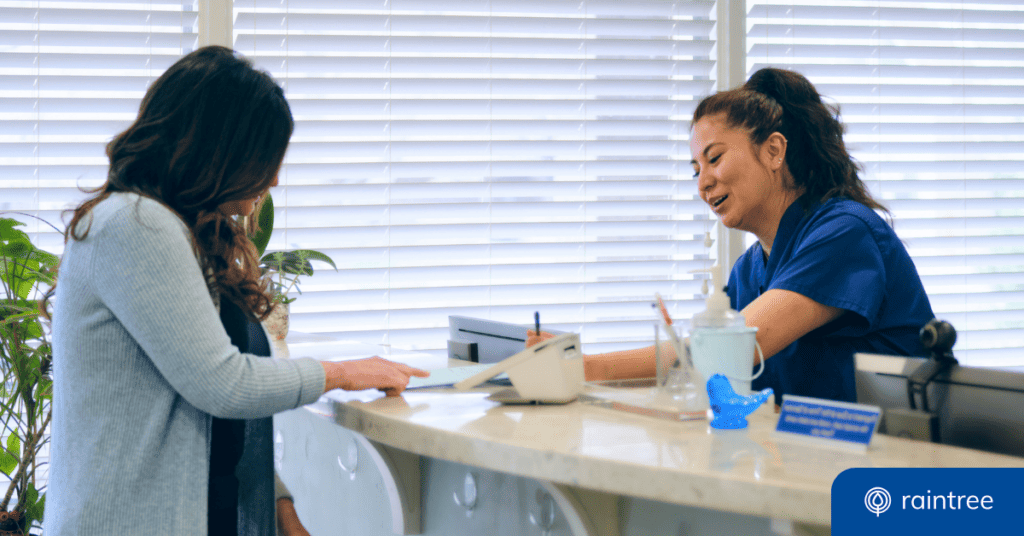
<box><xmin>0</xmin><ymin>215</ymin><xmax>60</xmax><ymax>535</ymax></box>
<box><xmin>247</xmin><ymin>194</ymin><xmax>336</xmax><ymax>340</ymax></box>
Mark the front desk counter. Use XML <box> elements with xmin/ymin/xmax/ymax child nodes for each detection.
<box><xmin>271</xmin><ymin>334</ymin><xmax>1024</xmax><ymax>536</ymax></box>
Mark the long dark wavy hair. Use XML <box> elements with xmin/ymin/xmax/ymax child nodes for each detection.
<box><xmin>693</xmin><ymin>67</ymin><xmax>888</xmax><ymax>217</ymax></box>
<box><xmin>57</xmin><ymin>45</ymin><xmax>292</xmax><ymax>320</ymax></box>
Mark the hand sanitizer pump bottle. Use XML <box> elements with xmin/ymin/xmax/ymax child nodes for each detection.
<box><xmin>689</xmin><ymin>265</ymin><xmax>764</xmax><ymax>396</ymax></box>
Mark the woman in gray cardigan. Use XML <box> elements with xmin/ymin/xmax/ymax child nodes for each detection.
<box><xmin>46</xmin><ymin>46</ymin><xmax>428</xmax><ymax>535</ymax></box>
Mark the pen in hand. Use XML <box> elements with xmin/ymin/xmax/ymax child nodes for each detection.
<box><xmin>534</xmin><ymin>311</ymin><xmax>541</xmax><ymax>336</ymax></box>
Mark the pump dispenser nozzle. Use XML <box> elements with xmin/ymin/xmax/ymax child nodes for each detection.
<box><xmin>690</xmin><ymin>264</ymin><xmax>745</xmax><ymax>330</ymax></box>
<box><xmin>705</xmin><ymin>263</ymin><xmax>730</xmax><ymax>314</ymax></box>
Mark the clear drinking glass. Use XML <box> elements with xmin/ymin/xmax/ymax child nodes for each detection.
<box><xmin>654</xmin><ymin>323</ymin><xmax>709</xmax><ymax>417</ymax></box>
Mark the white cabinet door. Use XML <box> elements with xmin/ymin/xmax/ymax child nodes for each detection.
<box><xmin>274</xmin><ymin>408</ymin><xmax>597</xmax><ymax>536</ymax></box>
<box><xmin>275</xmin><ymin>408</ymin><xmax>406</xmax><ymax>535</ymax></box>
<box><xmin>421</xmin><ymin>458</ymin><xmax>588</xmax><ymax>536</ymax></box>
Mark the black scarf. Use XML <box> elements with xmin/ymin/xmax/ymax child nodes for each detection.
<box><xmin>209</xmin><ymin>299</ymin><xmax>275</xmax><ymax>536</ymax></box>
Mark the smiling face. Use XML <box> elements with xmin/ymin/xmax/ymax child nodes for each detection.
<box><xmin>690</xmin><ymin>114</ymin><xmax>798</xmax><ymax>243</ymax></box>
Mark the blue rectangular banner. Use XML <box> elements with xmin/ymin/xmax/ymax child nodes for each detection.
<box><xmin>832</xmin><ymin>468</ymin><xmax>1024</xmax><ymax>535</ymax></box>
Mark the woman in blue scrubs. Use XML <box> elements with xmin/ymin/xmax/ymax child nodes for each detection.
<box><xmin>532</xmin><ymin>68</ymin><xmax>935</xmax><ymax>403</ymax></box>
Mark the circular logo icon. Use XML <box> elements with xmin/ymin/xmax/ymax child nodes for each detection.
<box><xmin>864</xmin><ymin>487</ymin><xmax>891</xmax><ymax>517</ymax></box>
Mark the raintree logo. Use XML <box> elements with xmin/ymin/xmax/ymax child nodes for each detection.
<box><xmin>833</xmin><ymin>468</ymin><xmax>1023</xmax><ymax>535</ymax></box>
<box><xmin>865</xmin><ymin>487</ymin><xmax>891</xmax><ymax>517</ymax></box>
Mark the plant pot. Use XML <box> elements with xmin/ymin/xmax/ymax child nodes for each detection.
<box><xmin>0</xmin><ymin>510</ymin><xmax>24</xmax><ymax>535</ymax></box>
<box><xmin>264</xmin><ymin>302</ymin><xmax>290</xmax><ymax>341</ymax></box>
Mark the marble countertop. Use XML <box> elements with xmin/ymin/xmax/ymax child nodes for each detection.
<box><xmin>275</xmin><ymin>334</ymin><xmax>1024</xmax><ymax>525</ymax></box>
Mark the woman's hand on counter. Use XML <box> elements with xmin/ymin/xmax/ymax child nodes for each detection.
<box><xmin>321</xmin><ymin>356</ymin><xmax>430</xmax><ymax>396</ymax></box>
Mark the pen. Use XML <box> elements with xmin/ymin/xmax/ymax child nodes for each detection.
<box><xmin>654</xmin><ymin>292</ymin><xmax>673</xmax><ymax>327</ymax></box>
<box><xmin>654</xmin><ymin>292</ymin><xmax>684</xmax><ymax>349</ymax></box>
<box><xmin>534</xmin><ymin>311</ymin><xmax>541</xmax><ymax>336</ymax></box>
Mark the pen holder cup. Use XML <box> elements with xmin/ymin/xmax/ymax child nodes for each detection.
<box><xmin>507</xmin><ymin>334</ymin><xmax>585</xmax><ymax>403</ymax></box>
<box><xmin>654</xmin><ymin>323</ymin><xmax>709</xmax><ymax>415</ymax></box>
<box><xmin>654</xmin><ymin>323</ymin><xmax>687</xmax><ymax>389</ymax></box>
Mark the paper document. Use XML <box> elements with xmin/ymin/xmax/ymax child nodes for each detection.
<box><xmin>406</xmin><ymin>363</ymin><xmax>510</xmax><ymax>389</ymax></box>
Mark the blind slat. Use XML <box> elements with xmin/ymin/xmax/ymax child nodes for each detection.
<box><xmin>234</xmin><ymin>0</ymin><xmax>717</xmax><ymax>353</ymax></box>
<box><xmin>0</xmin><ymin>2</ymin><xmax>197</xmax><ymax>225</ymax></box>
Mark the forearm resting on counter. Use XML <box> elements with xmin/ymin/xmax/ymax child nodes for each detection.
<box><xmin>583</xmin><ymin>342</ymin><xmax>675</xmax><ymax>382</ymax></box>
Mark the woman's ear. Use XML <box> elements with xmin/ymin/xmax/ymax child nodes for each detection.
<box><xmin>760</xmin><ymin>132</ymin><xmax>788</xmax><ymax>171</ymax></box>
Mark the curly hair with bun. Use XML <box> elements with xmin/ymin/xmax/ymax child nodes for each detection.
<box><xmin>692</xmin><ymin>67</ymin><xmax>888</xmax><ymax>216</ymax></box>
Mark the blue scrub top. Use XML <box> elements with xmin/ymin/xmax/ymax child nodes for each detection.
<box><xmin>727</xmin><ymin>197</ymin><xmax>935</xmax><ymax>403</ymax></box>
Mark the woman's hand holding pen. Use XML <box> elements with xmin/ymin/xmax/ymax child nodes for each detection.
<box><xmin>525</xmin><ymin>329</ymin><xmax>556</xmax><ymax>348</ymax></box>
<box><xmin>526</xmin><ymin>311</ymin><xmax>557</xmax><ymax>348</ymax></box>
<box><xmin>320</xmin><ymin>357</ymin><xmax>430</xmax><ymax>396</ymax></box>
<box><xmin>523</xmin><ymin>309</ymin><xmax>662</xmax><ymax>381</ymax></box>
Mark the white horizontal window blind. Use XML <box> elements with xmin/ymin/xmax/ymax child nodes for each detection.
<box><xmin>747</xmin><ymin>0</ymin><xmax>1024</xmax><ymax>366</ymax></box>
<box><xmin>0</xmin><ymin>0</ymin><xmax>199</xmax><ymax>253</ymax></box>
<box><xmin>233</xmin><ymin>0</ymin><xmax>718</xmax><ymax>354</ymax></box>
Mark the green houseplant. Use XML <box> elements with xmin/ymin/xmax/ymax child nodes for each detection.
<box><xmin>247</xmin><ymin>194</ymin><xmax>336</xmax><ymax>339</ymax></box>
<box><xmin>0</xmin><ymin>215</ymin><xmax>60</xmax><ymax>535</ymax></box>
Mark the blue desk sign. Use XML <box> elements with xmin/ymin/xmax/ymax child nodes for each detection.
<box><xmin>773</xmin><ymin>395</ymin><xmax>882</xmax><ymax>452</ymax></box>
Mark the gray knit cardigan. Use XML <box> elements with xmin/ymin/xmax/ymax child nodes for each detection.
<box><xmin>47</xmin><ymin>193</ymin><xmax>326</xmax><ymax>534</ymax></box>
